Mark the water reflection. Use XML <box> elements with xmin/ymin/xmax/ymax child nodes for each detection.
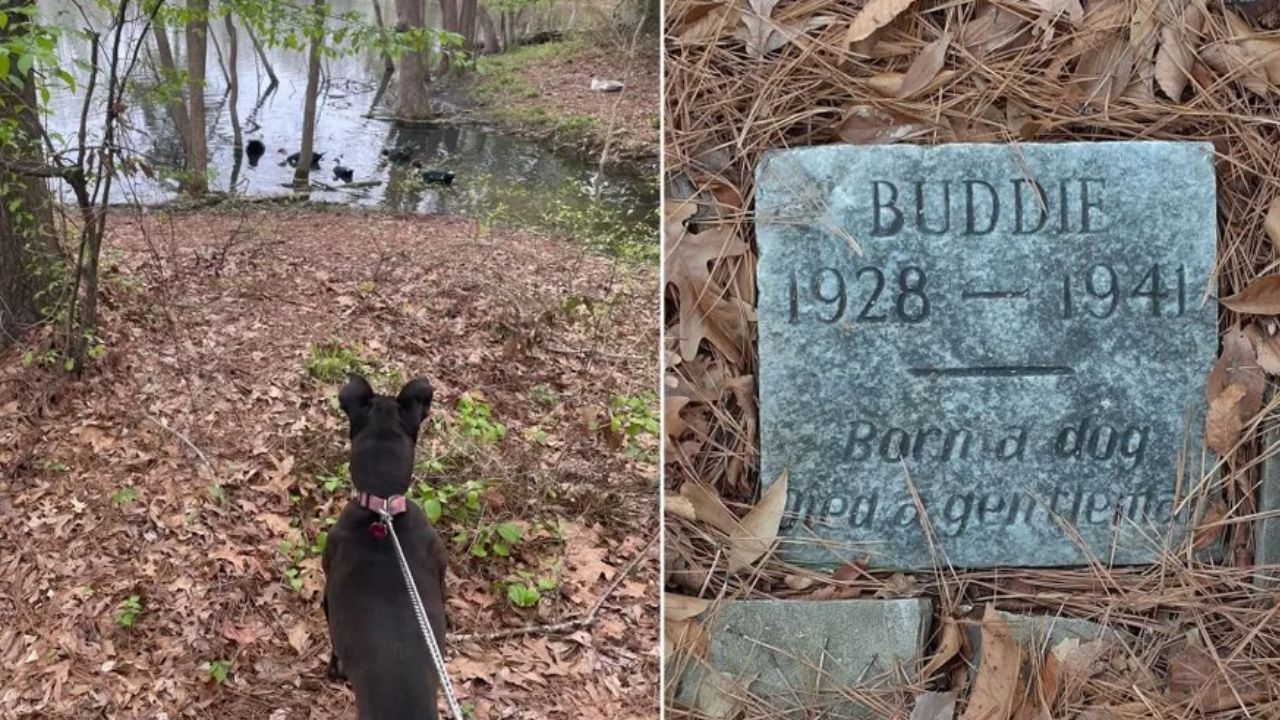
<box><xmin>38</xmin><ymin>0</ymin><xmax>657</xmax><ymax>248</ymax></box>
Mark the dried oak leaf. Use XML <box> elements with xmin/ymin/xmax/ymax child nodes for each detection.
<box><xmin>727</xmin><ymin>471</ymin><xmax>787</xmax><ymax>571</ymax></box>
<box><xmin>1166</xmin><ymin>647</ymin><xmax>1267</xmax><ymax>712</ymax></box>
<box><xmin>1155</xmin><ymin>2</ymin><xmax>1205</xmax><ymax>100</ymax></box>
<box><xmin>664</xmin><ymin>202</ymin><xmax>753</xmax><ymax>364</ymax></box>
<box><xmin>1221</xmin><ymin>275</ymin><xmax>1280</xmax><ymax>314</ymax></box>
<box><xmin>847</xmin><ymin>0</ymin><xmax>917</xmax><ymax>45</ymax></box>
<box><xmin>961</xmin><ymin>605</ymin><xmax>1022</xmax><ymax>720</ymax></box>
<box><xmin>1205</xmin><ymin>328</ymin><xmax>1264</xmax><ymax>456</ymax></box>
<box><xmin>1243</xmin><ymin>322</ymin><xmax>1280</xmax><ymax>374</ymax></box>
<box><xmin>898</xmin><ymin>32</ymin><xmax>952</xmax><ymax>98</ymax></box>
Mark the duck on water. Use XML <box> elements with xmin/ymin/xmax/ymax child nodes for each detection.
<box><xmin>278</xmin><ymin>148</ymin><xmax>324</xmax><ymax>169</ymax></box>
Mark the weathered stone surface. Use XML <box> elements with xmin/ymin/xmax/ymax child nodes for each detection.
<box><xmin>673</xmin><ymin>599</ymin><xmax>931</xmax><ymax>718</ymax></box>
<box><xmin>964</xmin><ymin>609</ymin><xmax>1124</xmax><ymax>667</ymax></box>
<box><xmin>756</xmin><ymin>142</ymin><xmax>1217</xmax><ymax>569</ymax></box>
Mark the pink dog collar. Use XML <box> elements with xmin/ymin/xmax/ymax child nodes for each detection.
<box><xmin>357</xmin><ymin>492</ymin><xmax>408</xmax><ymax>517</ymax></box>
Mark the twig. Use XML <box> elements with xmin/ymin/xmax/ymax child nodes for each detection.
<box><xmin>449</xmin><ymin>532</ymin><xmax>656</xmax><ymax>644</ymax></box>
<box><xmin>144</xmin><ymin>413</ymin><xmax>217</xmax><ymax>476</ymax></box>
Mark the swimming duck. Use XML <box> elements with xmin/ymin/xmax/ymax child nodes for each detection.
<box><xmin>333</xmin><ymin>159</ymin><xmax>354</xmax><ymax>183</ymax></box>
<box><xmin>278</xmin><ymin>148</ymin><xmax>323</xmax><ymax>168</ymax></box>
<box><xmin>245</xmin><ymin>139</ymin><xmax>265</xmax><ymax>167</ymax></box>
<box><xmin>380</xmin><ymin>147</ymin><xmax>414</xmax><ymax>164</ymax></box>
<box><xmin>421</xmin><ymin>169</ymin><xmax>455</xmax><ymax>185</ymax></box>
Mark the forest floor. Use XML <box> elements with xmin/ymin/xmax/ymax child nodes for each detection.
<box><xmin>0</xmin><ymin>207</ymin><xmax>659</xmax><ymax>719</ymax></box>
<box><xmin>465</xmin><ymin>34</ymin><xmax>660</xmax><ymax>167</ymax></box>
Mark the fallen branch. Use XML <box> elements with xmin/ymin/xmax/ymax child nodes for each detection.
<box><xmin>449</xmin><ymin>532</ymin><xmax>656</xmax><ymax>644</ymax></box>
<box><xmin>144</xmin><ymin>413</ymin><xmax>216</xmax><ymax>477</ymax></box>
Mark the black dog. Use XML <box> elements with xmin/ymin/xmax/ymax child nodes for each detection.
<box><xmin>323</xmin><ymin>374</ymin><xmax>448</xmax><ymax>719</ymax></box>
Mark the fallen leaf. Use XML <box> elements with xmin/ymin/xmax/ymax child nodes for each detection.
<box><xmin>665</xmin><ymin>494</ymin><xmax>697</xmax><ymax>521</ymax></box>
<box><xmin>1155</xmin><ymin>3</ymin><xmax>1205</xmax><ymax>100</ymax></box>
<box><xmin>1192</xmin><ymin>497</ymin><xmax>1227</xmax><ymax>550</ymax></box>
<box><xmin>847</xmin><ymin>0</ymin><xmax>917</xmax><ymax>44</ymax></box>
<box><xmin>678</xmin><ymin>3</ymin><xmax>743</xmax><ymax>45</ymax></box>
<box><xmin>1266</xmin><ymin>196</ymin><xmax>1280</xmax><ymax>255</ymax></box>
<box><xmin>666</xmin><ymin>617</ymin><xmax>709</xmax><ymax>659</ymax></box>
<box><xmin>897</xmin><ymin>33</ymin><xmax>952</xmax><ymax>98</ymax></box>
<box><xmin>1206</xmin><ymin>383</ymin><xmax>1248</xmax><ymax>456</ymax></box>
<box><xmin>912</xmin><ymin>690</ymin><xmax>957</xmax><ymax>720</ymax></box>
<box><xmin>1166</xmin><ymin>646</ymin><xmax>1267</xmax><ymax>712</ymax></box>
<box><xmin>1221</xmin><ymin>275</ymin><xmax>1280</xmax><ymax>314</ymax></box>
<box><xmin>922</xmin><ymin>617</ymin><xmax>962</xmax><ymax>677</ymax></box>
<box><xmin>727</xmin><ymin>471</ymin><xmax>787</xmax><ymax>571</ymax></box>
<box><xmin>836</xmin><ymin>104</ymin><xmax>929</xmax><ymax>144</ymax></box>
<box><xmin>679</xmin><ymin>481</ymin><xmax>745</xmax><ymax>536</ymax></box>
<box><xmin>1224</xmin><ymin>9</ymin><xmax>1280</xmax><ymax>83</ymax></box>
<box><xmin>1243</xmin><ymin>323</ymin><xmax>1280</xmax><ymax>374</ymax></box>
<box><xmin>665</xmin><ymin>593</ymin><xmax>712</xmax><ymax>621</ymax></box>
<box><xmin>684</xmin><ymin>666</ymin><xmax>755</xmax><ymax>719</ymax></box>
<box><xmin>960</xmin><ymin>3</ymin><xmax>1030</xmax><ymax>58</ymax></box>
<box><xmin>286</xmin><ymin>622</ymin><xmax>310</xmax><ymax>654</ymax></box>
<box><xmin>1208</xmin><ymin>327</ymin><xmax>1266</xmax><ymax>405</ymax></box>
<box><xmin>961</xmin><ymin>605</ymin><xmax>1022</xmax><ymax>720</ymax></box>
<box><xmin>221</xmin><ymin>619</ymin><xmax>272</xmax><ymax>645</ymax></box>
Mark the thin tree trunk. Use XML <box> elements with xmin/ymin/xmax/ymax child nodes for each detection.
<box><xmin>459</xmin><ymin>0</ymin><xmax>477</xmax><ymax>51</ymax></box>
<box><xmin>184</xmin><ymin>0</ymin><xmax>210</xmax><ymax>196</ymax></box>
<box><xmin>0</xmin><ymin>0</ymin><xmax>54</xmax><ymax>347</ymax></box>
<box><xmin>478</xmin><ymin>6</ymin><xmax>500</xmax><ymax>53</ymax></box>
<box><xmin>371</xmin><ymin>0</ymin><xmax>395</xmax><ymax>75</ymax></box>
<box><xmin>245</xmin><ymin>24</ymin><xmax>278</xmax><ymax>87</ymax></box>
<box><xmin>152</xmin><ymin>22</ymin><xmax>191</xmax><ymax>151</ymax></box>
<box><xmin>295</xmin><ymin>0</ymin><xmax>324</xmax><ymax>190</ymax></box>
<box><xmin>225</xmin><ymin>14</ymin><xmax>243</xmax><ymax>192</ymax></box>
<box><xmin>224</xmin><ymin>15</ymin><xmax>242</xmax><ymax>151</ymax></box>
<box><xmin>395</xmin><ymin>0</ymin><xmax>433</xmax><ymax>119</ymax></box>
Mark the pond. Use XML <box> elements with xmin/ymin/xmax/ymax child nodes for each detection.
<box><xmin>39</xmin><ymin>0</ymin><xmax>658</xmax><ymax>253</ymax></box>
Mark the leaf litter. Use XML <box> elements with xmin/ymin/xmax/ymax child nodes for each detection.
<box><xmin>0</xmin><ymin>208</ymin><xmax>659</xmax><ymax>719</ymax></box>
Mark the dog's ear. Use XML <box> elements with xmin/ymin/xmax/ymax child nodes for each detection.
<box><xmin>338</xmin><ymin>374</ymin><xmax>375</xmax><ymax>424</ymax></box>
<box><xmin>396</xmin><ymin>377</ymin><xmax>434</xmax><ymax>433</ymax></box>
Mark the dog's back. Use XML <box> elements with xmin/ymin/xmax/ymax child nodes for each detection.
<box><xmin>323</xmin><ymin>375</ymin><xmax>448</xmax><ymax>720</ymax></box>
<box><xmin>326</xmin><ymin>501</ymin><xmax>447</xmax><ymax>720</ymax></box>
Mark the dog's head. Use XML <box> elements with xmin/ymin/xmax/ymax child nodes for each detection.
<box><xmin>338</xmin><ymin>374</ymin><xmax>433</xmax><ymax>496</ymax></box>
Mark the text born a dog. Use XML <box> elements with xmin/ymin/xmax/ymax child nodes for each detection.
<box><xmin>755</xmin><ymin>142</ymin><xmax>1217</xmax><ymax>569</ymax></box>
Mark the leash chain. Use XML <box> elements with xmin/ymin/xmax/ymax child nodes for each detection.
<box><xmin>375</xmin><ymin>508</ymin><xmax>465</xmax><ymax>720</ymax></box>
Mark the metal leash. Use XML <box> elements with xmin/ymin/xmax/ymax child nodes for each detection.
<box><xmin>375</xmin><ymin>508</ymin><xmax>465</xmax><ymax>720</ymax></box>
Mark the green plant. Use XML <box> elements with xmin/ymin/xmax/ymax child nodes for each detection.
<box><xmin>111</xmin><ymin>485</ymin><xmax>138</xmax><ymax>507</ymax></box>
<box><xmin>207</xmin><ymin>483</ymin><xmax>227</xmax><ymax>503</ymax></box>
<box><xmin>413</xmin><ymin>479</ymin><xmax>487</xmax><ymax>525</ymax></box>
<box><xmin>304</xmin><ymin>341</ymin><xmax>403</xmax><ymax>390</ymax></box>
<box><xmin>503</xmin><ymin>570</ymin><xmax>558</xmax><ymax>608</ymax></box>
<box><xmin>37</xmin><ymin>459</ymin><xmax>69</xmax><ymax>473</ymax></box>
<box><xmin>207</xmin><ymin>659</ymin><xmax>231</xmax><ymax>684</ymax></box>
<box><xmin>279</xmin><ymin>530</ymin><xmax>327</xmax><ymax>592</ymax></box>
<box><xmin>466</xmin><ymin>521</ymin><xmax>523</xmax><ymax>559</ymax></box>
<box><xmin>456</xmin><ymin>395</ymin><xmax>507</xmax><ymax>445</ymax></box>
<box><xmin>522</xmin><ymin>426</ymin><xmax>548</xmax><ymax>445</ymax></box>
<box><xmin>605</xmin><ymin>392</ymin><xmax>659</xmax><ymax>458</ymax></box>
<box><xmin>529</xmin><ymin>383</ymin><xmax>558</xmax><ymax>407</ymax></box>
<box><xmin>114</xmin><ymin>595</ymin><xmax>142</xmax><ymax>628</ymax></box>
<box><xmin>317</xmin><ymin>462</ymin><xmax>350</xmax><ymax>494</ymax></box>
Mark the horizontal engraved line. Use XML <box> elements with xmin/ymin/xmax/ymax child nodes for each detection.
<box><xmin>908</xmin><ymin>365</ymin><xmax>1075</xmax><ymax>378</ymax></box>
<box><xmin>960</xmin><ymin>288</ymin><xmax>1030</xmax><ymax>299</ymax></box>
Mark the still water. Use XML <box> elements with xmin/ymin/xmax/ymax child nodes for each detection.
<box><xmin>39</xmin><ymin>0</ymin><xmax>657</xmax><ymax>248</ymax></box>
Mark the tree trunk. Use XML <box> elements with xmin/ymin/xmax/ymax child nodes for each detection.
<box><xmin>225</xmin><ymin>14</ymin><xmax>243</xmax><ymax>191</ymax></box>
<box><xmin>371</xmin><ymin>0</ymin><xmax>395</xmax><ymax>75</ymax></box>
<box><xmin>477</xmin><ymin>6</ymin><xmax>500</xmax><ymax>54</ymax></box>
<box><xmin>395</xmin><ymin>0</ymin><xmax>433</xmax><ymax>119</ymax></box>
<box><xmin>0</xmin><ymin>0</ymin><xmax>55</xmax><ymax>348</ymax></box>
<box><xmin>184</xmin><ymin>0</ymin><xmax>210</xmax><ymax>196</ymax></box>
<box><xmin>152</xmin><ymin>22</ymin><xmax>191</xmax><ymax>151</ymax></box>
<box><xmin>295</xmin><ymin>0</ymin><xmax>324</xmax><ymax>190</ymax></box>
<box><xmin>245</xmin><ymin>24</ymin><xmax>278</xmax><ymax>88</ymax></box>
<box><xmin>458</xmin><ymin>0</ymin><xmax>477</xmax><ymax>51</ymax></box>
